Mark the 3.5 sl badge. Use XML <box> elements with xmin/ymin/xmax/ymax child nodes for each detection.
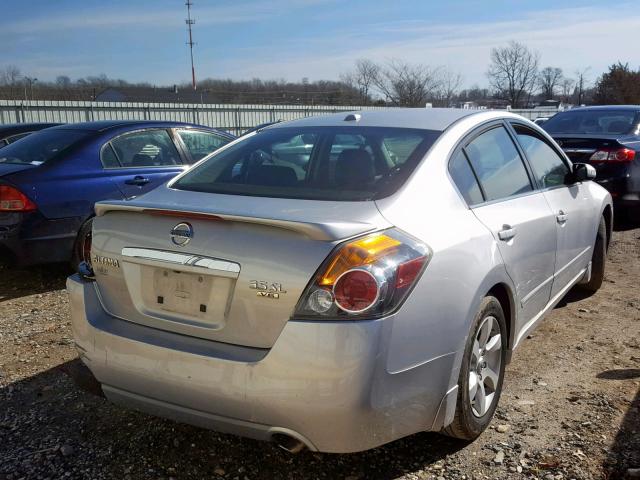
<box><xmin>249</xmin><ymin>280</ymin><xmax>287</xmax><ymax>299</ymax></box>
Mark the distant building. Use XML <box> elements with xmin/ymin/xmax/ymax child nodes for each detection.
<box><xmin>459</xmin><ymin>101</ymin><xmax>487</xmax><ymax>110</ymax></box>
<box><xmin>537</xmin><ymin>99</ymin><xmax>563</xmax><ymax>109</ymax></box>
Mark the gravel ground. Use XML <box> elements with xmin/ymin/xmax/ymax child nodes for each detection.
<box><xmin>0</xmin><ymin>224</ymin><xmax>638</xmax><ymax>480</ymax></box>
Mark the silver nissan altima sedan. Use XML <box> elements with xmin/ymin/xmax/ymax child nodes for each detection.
<box><xmin>68</xmin><ymin>108</ymin><xmax>612</xmax><ymax>453</ymax></box>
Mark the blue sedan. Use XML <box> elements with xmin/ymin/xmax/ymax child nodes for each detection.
<box><xmin>0</xmin><ymin>122</ymin><xmax>62</xmax><ymax>148</ymax></box>
<box><xmin>0</xmin><ymin>120</ymin><xmax>234</xmax><ymax>266</ymax></box>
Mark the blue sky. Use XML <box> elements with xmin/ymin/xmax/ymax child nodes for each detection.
<box><xmin>3</xmin><ymin>0</ymin><xmax>639</xmax><ymax>88</ymax></box>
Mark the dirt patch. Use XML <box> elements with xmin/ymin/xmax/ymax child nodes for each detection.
<box><xmin>0</xmin><ymin>226</ymin><xmax>638</xmax><ymax>480</ymax></box>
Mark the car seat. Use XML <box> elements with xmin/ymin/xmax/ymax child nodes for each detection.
<box><xmin>335</xmin><ymin>149</ymin><xmax>375</xmax><ymax>188</ymax></box>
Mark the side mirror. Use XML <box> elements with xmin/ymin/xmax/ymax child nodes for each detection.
<box><xmin>572</xmin><ymin>163</ymin><xmax>596</xmax><ymax>182</ymax></box>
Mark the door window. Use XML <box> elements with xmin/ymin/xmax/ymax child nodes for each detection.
<box><xmin>177</xmin><ymin>130</ymin><xmax>230</xmax><ymax>162</ymax></box>
<box><xmin>106</xmin><ymin>129</ymin><xmax>181</xmax><ymax>168</ymax></box>
<box><xmin>464</xmin><ymin>126</ymin><xmax>533</xmax><ymax>202</ymax></box>
<box><xmin>512</xmin><ymin>125</ymin><xmax>570</xmax><ymax>189</ymax></box>
<box><xmin>449</xmin><ymin>150</ymin><xmax>483</xmax><ymax>205</ymax></box>
<box><xmin>5</xmin><ymin>132</ymin><xmax>32</xmax><ymax>144</ymax></box>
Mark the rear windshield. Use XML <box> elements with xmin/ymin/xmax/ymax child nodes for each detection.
<box><xmin>543</xmin><ymin>110</ymin><xmax>639</xmax><ymax>135</ymax></box>
<box><xmin>0</xmin><ymin>129</ymin><xmax>88</xmax><ymax>165</ymax></box>
<box><xmin>172</xmin><ymin>126</ymin><xmax>440</xmax><ymax>201</ymax></box>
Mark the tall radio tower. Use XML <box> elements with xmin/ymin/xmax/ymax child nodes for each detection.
<box><xmin>185</xmin><ymin>0</ymin><xmax>196</xmax><ymax>90</ymax></box>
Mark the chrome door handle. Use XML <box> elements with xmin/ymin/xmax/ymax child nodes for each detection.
<box><xmin>556</xmin><ymin>210</ymin><xmax>568</xmax><ymax>225</ymax></box>
<box><xmin>498</xmin><ymin>225</ymin><xmax>517</xmax><ymax>241</ymax></box>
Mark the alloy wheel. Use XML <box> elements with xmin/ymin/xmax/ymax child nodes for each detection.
<box><xmin>468</xmin><ymin>315</ymin><xmax>503</xmax><ymax>417</ymax></box>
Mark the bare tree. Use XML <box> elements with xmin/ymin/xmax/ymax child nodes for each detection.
<box><xmin>487</xmin><ymin>41</ymin><xmax>539</xmax><ymax>108</ymax></box>
<box><xmin>560</xmin><ymin>77</ymin><xmax>575</xmax><ymax>103</ymax></box>
<box><xmin>434</xmin><ymin>68</ymin><xmax>463</xmax><ymax>107</ymax></box>
<box><xmin>340</xmin><ymin>59</ymin><xmax>379</xmax><ymax>104</ymax></box>
<box><xmin>372</xmin><ymin>59</ymin><xmax>441</xmax><ymax>107</ymax></box>
<box><xmin>538</xmin><ymin>67</ymin><xmax>563</xmax><ymax>100</ymax></box>
<box><xmin>0</xmin><ymin>65</ymin><xmax>22</xmax><ymax>85</ymax></box>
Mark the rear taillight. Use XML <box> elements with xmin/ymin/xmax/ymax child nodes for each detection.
<box><xmin>0</xmin><ymin>185</ymin><xmax>37</xmax><ymax>212</ymax></box>
<box><xmin>294</xmin><ymin>229</ymin><xmax>431</xmax><ymax>320</ymax></box>
<box><xmin>589</xmin><ymin>148</ymin><xmax>635</xmax><ymax>163</ymax></box>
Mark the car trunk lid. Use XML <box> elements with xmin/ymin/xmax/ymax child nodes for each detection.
<box><xmin>0</xmin><ymin>163</ymin><xmax>36</xmax><ymax>177</ymax></box>
<box><xmin>91</xmin><ymin>188</ymin><xmax>390</xmax><ymax>348</ymax></box>
<box><xmin>553</xmin><ymin>134</ymin><xmax>631</xmax><ymax>162</ymax></box>
<box><xmin>552</xmin><ymin>134</ymin><xmax>636</xmax><ymax>181</ymax></box>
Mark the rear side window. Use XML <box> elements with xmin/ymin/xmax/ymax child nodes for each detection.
<box><xmin>449</xmin><ymin>150</ymin><xmax>483</xmax><ymax>205</ymax></box>
<box><xmin>512</xmin><ymin>125</ymin><xmax>570</xmax><ymax>188</ymax></box>
<box><xmin>0</xmin><ymin>129</ymin><xmax>88</xmax><ymax>165</ymax></box>
<box><xmin>464</xmin><ymin>126</ymin><xmax>533</xmax><ymax>202</ymax></box>
<box><xmin>6</xmin><ymin>132</ymin><xmax>32</xmax><ymax>144</ymax></box>
<box><xmin>173</xmin><ymin>127</ymin><xmax>440</xmax><ymax>201</ymax></box>
<box><xmin>177</xmin><ymin>130</ymin><xmax>230</xmax><ymax>162</ymax></box>
<box><xmin>100</xmin><ymin>143</ymin><xmax>120</xmax><ymax>168</ymax></box>
<box><xmin>107</xmin><ymin>129</ymin><xmax>181</xmax><ymax>168</ymax></box>
<box><xmin>543</xmin><ymin>110</ymin><xmax>639</xmax><ymax>135</ymax></box>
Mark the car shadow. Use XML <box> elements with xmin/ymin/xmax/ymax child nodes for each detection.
<box><xmin>0</xmin><ymin>263</ymin><xmax>70</xmax><ymax>302</ymax></box>
<box><xmin>0</xmin><ymin>359</ymin><xmax>469</xmax><ymax>480</ymax></box>
<box><xmin>601</xmin><ymin>376</ymin><xmax>640</xmax><ymax>477</ymax></box>
<box><xmin>554</xmin><ymin>286</ymin><xmax>594</xmax><ymax>308</ymax></box>
<box><xmin>596</xmin><ymin>368</ymin><xmax>640</xmax><ymax>381</ymax></box>
<box><xmin>613</xmin><ymin>213</ymin><xmax>640</xmax><ymax>232</ymax></box>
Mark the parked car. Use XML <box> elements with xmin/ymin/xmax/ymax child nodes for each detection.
<box><xmin>542</xmin><ymin>105</ymin><xmax>639</xmax><ymax>218</ymax></box>
<box><xmin>68</xmin><ymin>109</ymin><xmax>611</xmax><ymax>453</ymax></box>
<box><xmin>0</xmin><ymin>122</ymin><xmax>61</xmax><ymax>148</ymax></box>
<box><xmin>240</xmin><ymin>120</ymin><xmax>282</xmax><ymax>136</ymax></box>
<box><xmin>0</xmin><ymin>120</ymin><xmax>234</xmax><ymax>266</ymax></box>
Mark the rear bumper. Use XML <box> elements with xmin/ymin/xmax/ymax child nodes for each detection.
<box><xmin>592</xmin><ymin>164</ymin><xmax>640</xmax><ymax>207</ymax></box>
<box><xmin>67</xmin><ymin>274</ymin><xmax>457</xmax><ymax>453</ymax></box>
<box><xmin>0</xmin><ymin>211</ymin><xmax>80</xmax><ymax>265</ymax></box>
<box><xmin>614</xmin><ymin>193</ymin><xmax>640</xmax><ymax>208</ymax></box>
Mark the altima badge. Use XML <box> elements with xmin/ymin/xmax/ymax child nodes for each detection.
<box><xmin>171</xmin><ymin>222</ymin><xmax>193</xmax><ymax>246</ymax></box>
<box><xmin>249</xmin><ymin>280</ymin><xmax>287</xmax><ymax>299</ymax></box>
<box><xmin>92</xmin><ymin>255</ymin><xmax>119</xmax><ymax>268</ymax></box>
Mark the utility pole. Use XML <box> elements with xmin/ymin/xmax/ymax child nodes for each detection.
<box><xmin>23</xmin><ymin>76</ymin><xmax>37</xmax><ymax>101</ymax></box>
<box><xmin>575</xmin><ymin>67</ymin><xmax>590</xmax><ymax>106</ymax></box>
<box><xmin>185</xmin><ymin>1</ymin><xmax>196</xmax><ymax>91</ymax></box>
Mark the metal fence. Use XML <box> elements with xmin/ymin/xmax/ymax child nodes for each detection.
<box><xmin>0</xmin><ymin>100</ymin><xmax>391</xmax><ymax>135</ymax></box>
<box><xmin>0</xmin><ymin>100</ymin><xmax>558</xmax><ymax>134</ymax></box>
<box><xmin>509</xmin><ymin>106</ymin><xmax>559</xmax><ymax>120</ymax></box>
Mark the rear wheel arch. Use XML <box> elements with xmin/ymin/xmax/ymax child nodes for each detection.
<box><xmin>71</xmin><ymin>215</ymin><xmax>94</xmax><ymax>270</ymax></box>
<box><xmin>602</xmin><ymin>204</ymin><xmax>612</xmax><ymax>252</ymax></box>
<box><xmin>486</xmin><ymin>283</ymin><xmax>515</xmax><ymax>356</ymax></box>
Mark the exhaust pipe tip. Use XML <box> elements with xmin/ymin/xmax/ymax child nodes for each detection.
<box><xmin>272</xmin><ymin>433</ymin><xmax>306</xmax><ymax>454</ymax></box>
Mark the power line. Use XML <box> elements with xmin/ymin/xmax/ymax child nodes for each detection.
<box><xmin>185</xmin><ymin>1</ymin><xmax>196</xmax><ymax>90</ymax></box>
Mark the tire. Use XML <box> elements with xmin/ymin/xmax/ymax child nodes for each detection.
<box><xmin>578</xmin><ymin>216</ymin><xmax>606</xmax><ymax>294</ymax></box>
<box><xmin>443</xmin><ymin>296</ymin><xmax>507</xmax><ymax>440</ymax></box>
<box><xmin>71</xmin><ymin>217</ymin><xmax>93</xmax><ymax>272</ymax></box>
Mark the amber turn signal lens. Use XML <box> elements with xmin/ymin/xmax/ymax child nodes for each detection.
<box><xmin>320</xmin><ymin>233</ymin><xmax>401</xmax><ymax>285</ymax></box>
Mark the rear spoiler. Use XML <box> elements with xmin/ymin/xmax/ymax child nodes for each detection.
<box><xmin>94</xmin><ymin>203</ymin><xmax>382</xmax><ymax>242</ymax></box>
<box><xmin>552</xmin><ymin>133</ymin><xmax>636</xmax><ymax>144</ymax></box>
